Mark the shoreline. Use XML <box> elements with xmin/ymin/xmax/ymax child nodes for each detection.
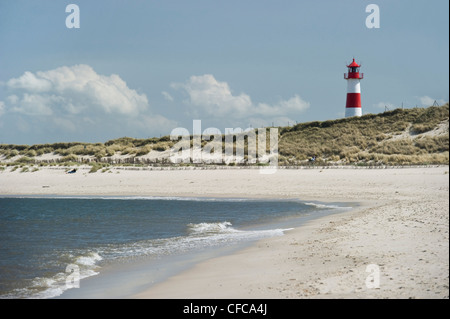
<box><xmin>56</xmin><ymin>199</ymin><xmax>351</xmax><ymax>299</ymax></box>
<box><xmin>135</xmin><ymin>193</ymin><xmax>449</xmax><ymax>299</ymax></box>
<box><xmin>1</xmin><ymin>166</ymin><xmax>448</xmax><ymax>298</ymax></box>
<box><xmin>133</xmin><ymin>202</ymin><xmax>373</xmax><ymax>299</ymax></box>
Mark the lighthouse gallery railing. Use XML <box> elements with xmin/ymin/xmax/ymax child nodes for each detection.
<box><xmin>344</xmin><ymin>73</ymin><xmax>364</xmax><ymax>79</ymax></box>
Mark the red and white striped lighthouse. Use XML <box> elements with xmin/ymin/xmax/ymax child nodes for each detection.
<box><xmin>344</xmin><ymin>58</ymin><xmax>364</xmax><ymax>117</ymax></box>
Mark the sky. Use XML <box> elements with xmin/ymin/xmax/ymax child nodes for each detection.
<box><xmin>0</xmin><ymin>0</ymin><xmax>448</xmax><ymax>145</ymax></box>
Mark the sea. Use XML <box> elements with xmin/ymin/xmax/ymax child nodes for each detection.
<box><xmin>0</xmin><ymin>196</ymin><xmax>352</xmax><ymax>299</ymax></box>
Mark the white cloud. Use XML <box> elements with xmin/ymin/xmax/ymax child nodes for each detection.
<box><xmin>171</xmin><ymin>74</ymin><xmax>252</xmax><ymax>118</ymax></box>
<box><xmin>1</xmin><ymin>65</ymin><xmax>178</xmax><ymax>141</ymax></box>
<box><xmin>419</xmin><ymin>96</ymin><xmax>446</xmax><ymax>107</ymax></box>
<box><xmin>10</xmin><ymin>93</ymin><xmax>58</xmax><ymax>116</ymax></box>
<box><xmin>171</xmin><ymin>74</ymin><xmax>310</xmax><ymax>120</ymax></box>
<box><xmin>7</xmin><ymin>71</ymin><xmax>52</xmax><ymax>92</ymax></box>
<box><xmin>161</xmin><ymin>91</ymin><xmax>174</xmax><ymax>102</ymax></box>
<box><xmin>257</xmin><ymin>95</ymin><xmax>310</xmax><ymax>117</ymax></box>
<box><xmin>6</xmin><ymin>64</ymin><xmax>148</xmax><ymax>116</ymax></box>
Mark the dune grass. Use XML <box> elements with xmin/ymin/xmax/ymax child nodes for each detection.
<box><xmin>0</xmin><ymin>104</ymin><xmax>448</xmax><ymax>167</ymax></box>
<box><xmin>277</xmin><ymin>104</ymin><xmax>448</xmax><ymax>165</ymax></box>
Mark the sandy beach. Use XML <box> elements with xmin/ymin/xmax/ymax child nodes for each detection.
<box><xmin>0</xmin><ymin>166</ymin><xmax>448</xmax><ymax>298</ymax></box>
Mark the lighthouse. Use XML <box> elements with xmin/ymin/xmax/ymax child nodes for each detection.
<box><xmin>344</xmin><ymin>58</ymin><xmax>364</xmax><ymax>117</ymax></box>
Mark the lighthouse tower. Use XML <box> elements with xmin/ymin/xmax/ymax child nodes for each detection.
<box><xmin>344</xmin><ymin>58</ymin><xmax>364</xmax><ymax>117</ymax></box>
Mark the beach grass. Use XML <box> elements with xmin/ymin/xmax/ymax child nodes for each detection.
<box><xmin>0</xmin><ymin>104</ymin><xmax>448</xmax><ymax>167</ymax></box>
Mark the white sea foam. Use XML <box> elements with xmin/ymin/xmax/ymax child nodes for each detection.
<box><xmin>304</xmin><ymin>202</ymin><xmax>353</xmax><ymax>209</ymax></box>
<box><xmin>187</xmin><ymin>221</ymin><xmax>236</xmax><ymax>234</ymax></box>
<box><xmin>96</xmin><ymin>221</ymin><xmax>292</xmax><ymax>263</ymax></box>
<box><xmin>3</xmin><ymin>251</ymin><xmax>104</xmax><ymax>299</ymax></box>
<box><xmin>75</xmin><ymin>252</ymin><xmax>103</xmax><ymax>266</ymax></box>
<box><xmin>180</xmin><ymin>222</ymin><xmax>290</xmax><ymax>251</ymax></box>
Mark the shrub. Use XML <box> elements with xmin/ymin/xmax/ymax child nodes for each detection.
<box><xmin>415</xmin><ymin>136</ymin><xmax>449</xmax><ymax>153</ymax></box>
<box><xmin>154</xmin><ymin>145</ymin><xmax>167</xmax><ymax>152</ymax></box>
<box><xmin>61</xmin><ymin>154</ymin><xmax>79</xmax><ymax>162</ymax></box>
<box><xmin>89</xmin><ymin>163</ymin><xmax>109</xmax><ymax>173</ymax></box>
<box><xmin>25</xmin><ymin>150</ymin><xmax>37</xmax><ymax>157</ymax></box>
<box><xmin>410</xmin><ymin>123</ymin><xmax>435</xmax><ymax>134</ymax></box>
<box><xmin>7</xmin><ymin>150</ymin><xmax>19</xmax><ymax>159</ymax></box>
<box><xmin>89</xmin><ymin>163</ymin><xmax>102</xmax><ymax>173</ymax></box>
<box><xmin>136</xmin><ymin>146</ymin><xmax>151</xmax><ymax>156</ymax></box>
<box><xmin>14</xmin><ymin>156</ymin><xmax>34</xmax><ymax>164</ymax></box>
<box><xmin>94</xmin><ymin>150</ymin><xmax>106</xmax><ymax>160</ymax></box>
<box><xmin>106</xmin><ymin>147</ymin><xmax>116</xmax><ymax>157</ymax></box>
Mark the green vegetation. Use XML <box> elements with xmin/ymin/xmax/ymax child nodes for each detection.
<box><xmin>277</xmin><ymin>104</ymin><xmax>448</xmax><ymax>165</ymax></box>
<box><xmin>89</xmin><ymin>162</ymin><xmax>110</xmax><ymax>173</ymax></box>
<box><xmin>20</xmin><ymin>166</ymin><xmax>29</xmax><ymax>173</ymax></box>
<box><xmin>0</xmin><ymin>104</ymin><xmax>448</xmax><ymax>167</ymax></box>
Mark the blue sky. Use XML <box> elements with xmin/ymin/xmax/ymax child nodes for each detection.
<box><xmin>0</xmin><ymin>0</ymin><xmax>448</xmax><ymax>144</ymax></box>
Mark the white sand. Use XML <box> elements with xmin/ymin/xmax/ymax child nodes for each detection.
<box><xmin>0</xmin><ymin>166</ymin><xmax>448</xmax><ymax>298</ymax></box>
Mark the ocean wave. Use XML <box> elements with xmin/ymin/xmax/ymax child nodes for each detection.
<box><xmin>75</xmin><ymin>252</ymin><xmax>103</xmax><ymax>266</ymax></box>
<box><xmin>304</xmin><ymin>202</ymin><xmax>353</xmax><ymax>209</ymax></box>
<box><xmin>187</xmin><ymin>221</ymin><xmax>237</xmax><ymax>235</ymax></box>
<box><xmin>1</xmin><ymin>251</ymin><xmax>102</xmax><ymax>299</ymax></box>
<box><xmin>101</xmin><ymin>221</ymin><xmax>292</xmax><ymax>261</ymax></box>
<box><xmin>2</xmin><ymin>221</ymin><xmax>292</xmax><ymax>299</ymax></box>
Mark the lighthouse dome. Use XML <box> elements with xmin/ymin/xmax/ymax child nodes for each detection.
<box><xmin>347</xmin><ymin>58</ymin><xmax>361</xmax><ymax>68</ymax></box>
